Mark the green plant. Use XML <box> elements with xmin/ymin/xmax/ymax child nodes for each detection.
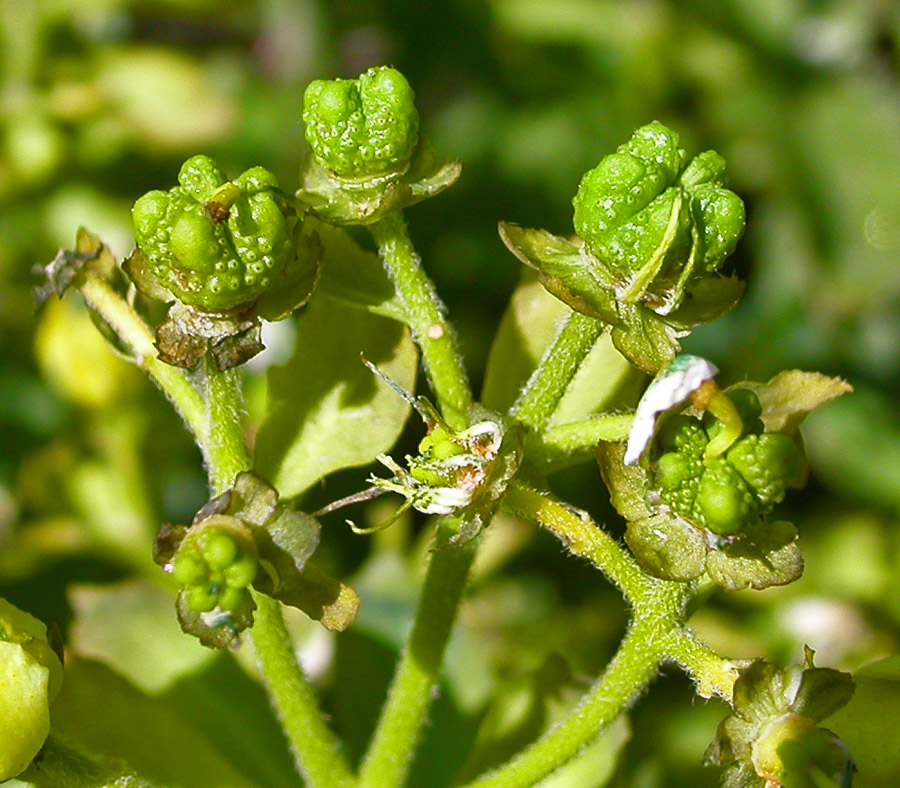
<box><xmin>8</xmin><ymin>61</ymin><xmax>895</xmax><ymax>788</ymax></box>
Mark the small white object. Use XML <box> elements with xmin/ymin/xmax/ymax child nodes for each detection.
<box><xmin>624</xmin><ymin>354</ymin><xmax>718</xmax><ymax>465</ymax></box>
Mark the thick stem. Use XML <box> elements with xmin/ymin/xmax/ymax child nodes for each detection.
<box><xmin>200</xmin><ymin>351</ymin><xmax>355</xmax><ymax>788</ymax></box>
<box><xmin>510</xmin><ymin>311</ymin><xmax>603</xmax><ymax>431</ymax></box>
<box><xmin>79</xmin><ymin>272</ymin><xmax>206</xmax><ymax>442</ymax></box>
<box><xmin>358</xmin><ymin>527</ymin><xmax>476</xmax><ymax>788</ymax></box>
<box><xmin>251</xmin><ymin>593</ymin><xmax>357</xmax><ymax>788</ymax></box>
<box><xmin>369</xmin><ymin>212</ymin><xmax>472</xmax><ymax>431</ymax></box>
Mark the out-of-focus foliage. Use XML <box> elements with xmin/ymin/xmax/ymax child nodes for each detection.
<box><xmin>1</xmin><ymin>1</ymin><xmax>899</xmax><ymax>787</ymax></box>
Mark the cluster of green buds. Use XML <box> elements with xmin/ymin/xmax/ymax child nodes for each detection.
<box><xmin>599</xmin><ymin>356</ymin><xmax>851</xmax><ymax>590</ymax></box>
<box><xmin>706</xmin><ymin>653</ymin><xmax>855</xmax><ymax>788</ymax></box>
<box><xmin>499</xmin><ymin>122</ymin><xmax>746</xmax><ymax>373</ymax></box>
<box><xmin>572</xmin><ymin>121</ymin><xmax>745</xmax><ymax>314</ymax></box>
<box><xmin>0</xmin><ymin>599</ymin><xmax>63</xmax><ymax>781</ymax></box>
<box><xmin>298</xmin><ymin>66</ymin><xmax>460</xmax><ymax>225</ymax></box>
<box><xmin>155</xmin><ymin>472</ymin><xmax>358</xmax><ymax>647</ymax></box>
<box><xmin>169</xmin><ymin>516</ymin><xmax>258</xmax><ymax>618</ymax></box>
<box><xmin>128</xmin><ymin>155</ymin><xmax>319</xmax><ymax>369</ymax></box>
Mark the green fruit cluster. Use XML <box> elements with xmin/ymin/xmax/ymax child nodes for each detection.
<box><xmin>572</xmin><ymin>121</ymin><xmax>745</xmax><ymax>284</ymax></box>
<box><xmin>653</xmin><ymin>389</ymin><xmax>806</xmax><ymax>535</ymax></box>
<box><xmin>132</xmin><ymin>155</ymin><xmax>294</xmax><ymax>312</ymax></box>
<box><xmin>302</xmin><ymin>66</ymin><xmax>419</xmax><ymax>178</ymax></box>
<box><xmin>171</xmin><ymin>518</ymin><xmax>258</xmax><ymax>614</ymax></box>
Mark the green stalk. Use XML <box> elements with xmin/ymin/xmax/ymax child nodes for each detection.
<box><xmin>510</xmin><ymin>311</ymin><xmax>603</xmax><ymax>430</ymax></box>
<box><xmin>369</xmin><ymin>211</ymin><xmax>472</xmax><ymax>431</ymax></box>
<box><xmin>359</xmin><ymin>212</ymin><xmax>478</xmax><ymax>788</ymax></box>
<box><xmin>358</xmin><ymin>528</ymin><xmax>476</xmax><ymax>788</ymax></box>
<box><xmin>461</xmin><ymin>597</ymin><xmax>679</xmax><ymax>788</ymax></box>
<box><xmin>251</xmin><ymin>592</ymin><xmax>358</xmax><ymax>788</ymax></box>
<box><xmin>79</xmin><ymin>272</ymin><xmax>206</xmax><ymax>442</ymax></box>
<box><xmin>502</xmin><ymin>479</ymin><xmax>653</xmax><ymax>603</ymax></box>
<box><xmin>200</xmin><ymin>358</ymin><xmax>355</xmax><ymax>788</ymax></box>
<box><xmin>665</xmin><ymin>627</ymin><xmax>740</xmax><ymax>702</ymax></box>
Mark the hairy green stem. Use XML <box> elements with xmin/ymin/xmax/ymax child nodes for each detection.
<box><xmin>201</xmin><ymin>351</ymin><xmax>355</xmax><ymax>788</ymax></box>
<box><xmin>369</xmin><ymin>211</ymin><xmax>472</xmax><ymax>431</ymax></box>
<box><xmin>536</xmin><ymin>413</ymin><xmax>634</xmax><ymax>470</ymax></box>
<box><xmin>462</xmin><ymin>594</ymin><xmax>681</xmax><ymax>788</ymax></box>
<box><xmin>358</xmin><ymin>529</ymin><xmax>476</xmax><ymax>788</ymax></box>
<box><xmin>502</xmin><ymin>479</ymin><xmax>653</xmax><ymax>603</ymax></box>
<box><xmin>665</xmin><ymin>628</ymin><xmax>740</xmax><ymax>702</ymax></box>
<box><xmin>202</xmin><ymin>356</ymin><xmax>250</xmax><ymax>496</ymax></box>
<box><xmin>79</xmin><ymin>272</ymin><xmax>206</xmax><ymax>442</ymax></box>
<box><xmin>251</xmin><ymin>592</ymin><xmax>358</xmax><ymax>788</ymax></box>
<box><xmin>511</xmin><ymin>311</ymin><xmax>603</xmax><ymax>430</ymax></box>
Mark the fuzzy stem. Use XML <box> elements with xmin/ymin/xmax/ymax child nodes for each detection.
<box><xmin>502</xmin><ymin>479</ymin><xmax>654</xmax><ymax>603</ymax></box>
<box><xmin>369</xmin><ymin>212</ymin><xmax>472</xmax><ymax>431</ymax></box>
<box><xmin>78</xmin><ymin>272</ymin><xmax>206</xmax><ymax>443</ymax></box>
<box><xmin>358</xmin><ymin>528</ymin><xmax>476</xmax><ymax>788</ymax></box>
<box><xmin>510</xmin><ymin>311</ymin><xmax>603</xmax><ymax>431</ymax></box>
<box><xmin>200</xmin><ymin>353</ymin><xmax>355</xmax><ymax>788</ymax></box>
<box><xmin>461</xmin><ymin>595</ymin><xmax>681</xmax><ymax>788</ymax></box>
<box><xmin>251</xmin><ymin>592</ymin><xmax>358</xmax><ymax>788</ymax></box>
<box><xmin>665</xmin><ymin>627</ymin><xmax>740</xmax><ymax>702</ymax></box>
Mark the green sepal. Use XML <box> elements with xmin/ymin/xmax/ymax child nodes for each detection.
<box><xmin>174</xmin><ymin>588</ymin><xmax>256</xmax><ymax>649</ymax></box>
<box><xmin>705</xmin><ymin>520</ymin><xmax>803</xmax><ymax>591</ymax></box>
<box><xmin>297</xmin><ymin>137</ymin><xmax>461</xmax><ymax>226</ymax></box>
<box><xmin>597</xmin><ymin>442</ymin><xmax>804</xmax><ymax>590</ymax></box>
<box><xmin>624</xmin><ymin>513</ymin><xmax>707</xmax><ymax>582</ymax></box>
<box><xmin>498</xmin><ymin>222</ymin><xmax>738</xmax><ymax>374</ymax></box>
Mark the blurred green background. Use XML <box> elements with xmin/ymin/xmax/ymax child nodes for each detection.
<box><xmin>2</xmin><ymin>1</ymin><xmax>900</xmax><ymax>786</ymax></box>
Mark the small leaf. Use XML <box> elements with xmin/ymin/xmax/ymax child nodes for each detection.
<box><xmin>498</xmin><ymin>223</ymin><xmax>619</xmax><ymax>324</ymax></box>
<box><xmin>258</xmin><ymin>562</ymin><xmax>360</xmax><ymax>632</ymax></box>
<box><xmin>596</xmin><ymin>442</ymin><xmax>653</xmax><ymax>523</ymax></box>
<box><xmin>743</xmin><ymin>371</ymin><xmax>853</xmax><ymax>435</ymax></box>
<box><xmin>256</xmin><ymin>293</ymin><xmax>417</xmax><ymax>498</ymax></box>
<box><xmin>665</xmin><ymin>275</ymin><xmax>745</xmax><ymax>329</ymax></box>
<box><xmin>610</xmin><ymin>303</ymin><xmax>682</xmax><ymax>375</ymax></box>
<box><xmin>792</xmin><ymin>667</ymin><xmax>856</xmax><ymax>723</ymax></box>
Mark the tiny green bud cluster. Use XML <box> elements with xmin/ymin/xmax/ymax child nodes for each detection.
<box><xmin>653</xmin><ymin>389</ymin><xmax>806</xmax><ymax>535</ymax></box>
<box><xmin>572</xmin><ymin>121</ymin><xmax>745</xmax><ymax>310</ymax></box>
<box><xmin>132</xmin><ymin>155</ymin><xmax>294</xmax><ymax>312</ymax></box>
<box><xmin>170</xmin><ymin>516</ymin><xmax>258</xmax><ymax>615</ymax></box>
<box><xmin>302</xmin><ymin>66</ymin><xmax>419</xmax><ymax>178</ymax></box>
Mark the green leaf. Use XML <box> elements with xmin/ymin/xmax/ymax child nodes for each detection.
<box><xmin>743</xmin><ymin>371</ymin><xmax>853</xmax><ymax>436</ymax></box>
<box><xmin>68</xmin><ymin>580</ymin><xmax>215</xmax><ymax>694</ymax></box>
<box><xmin>481</xmin><ymin>269</ymin><xmax>569</xmax><ymax>412</ymax></box>
<box><xmin>50</xmin><ymin>657</ymin><xmax>261</xmax><ymax>788</ymax></box>
<box><xmin>313</xmin><ymin>219</ymin><xmax>408</xmax><ymax>321</ymax></box>
<box><xmin>610</xmin><ymin>302</ymin><xmax>682</xmax><ymax>375</ymax></box>
<box><xmin>498</xmin><ymin>223</ymin><xmax>620</xmax><ymax>324</ymax></box>
<box><xmin>829</xmin><ymin>656</ymin><xmax>900</xmax><ymax>787</ymax></box>
<box><xmin>665</xmin><ymin>275</ymin><xmax>745</xmax><ymax>329</ymax></box>
<box><xmin>256</xmin><ymin>293</ymin><xmax>417</xmax><ymax>498</ymax></box>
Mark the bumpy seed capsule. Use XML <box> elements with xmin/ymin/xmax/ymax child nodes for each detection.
<box><xmin>132</xmin><ymin>155</ymin><xmax>294</xmax><ymax>312</ymax></box>
<box><xmin>302</xmin><ymin>66</ymin><xmax>419</xmax><ymax>179</ymax></box>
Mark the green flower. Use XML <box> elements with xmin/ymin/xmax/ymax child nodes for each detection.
<box><xmin>0</xmin><ymin>599</ymin><xmax>63</xmax><ymax>781</ymax></box>
<box><xmin>706</xmin><ymin>655</ymin><xmax>856</xmax><ymax>788</ymax></box>
<box><xmin>132</xmin><ymin>155</ymin><xmax>297</xmax><ymax>312</ymax></box>
<box><xmin>303</xmin><ymin>66</ymin><xmax>419</xmax><ymax>179</ymax></box>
